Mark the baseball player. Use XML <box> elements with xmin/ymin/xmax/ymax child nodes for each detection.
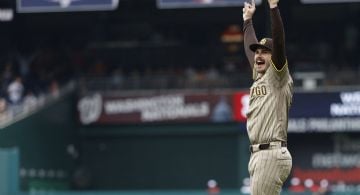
<box><xmin>242</xmin><ymin>0</ymin><xmax>293</xmax><ymax>194</ymax></box>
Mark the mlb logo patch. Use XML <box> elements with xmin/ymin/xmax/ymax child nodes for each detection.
<box><xmin>17</xmin><ymin>0</ymin><xmax>119</xmax><ymax>13</ymax></box>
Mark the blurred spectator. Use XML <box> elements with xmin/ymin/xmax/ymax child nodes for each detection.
<box><xmin>288</xmin><ymin>177</ymin><xmax>305</xmax><ymax>193</ymax></box>
<box><xmin>206</xmin><ymin>179</ymin><xmax>220</xmax><ymax>195</ymax></box>
<box><xmin>0</xmin><ymin>97</ymin><xmax>10</xmax><ymax>122</ymax></box>
<box><xmin>206</xmin><ymin>65</ymin><xmax>220</xmax><ymax>81</ymax></box>
<box><xmin>7</xmin><ymin>76</ymin><xmax>24</xmax><ymax>105</ymax></box>
<box><xmin>7</xmin><ymin>76</ymin><xmax>24</xmax><ymax>115</ymax></box>
<box><xmin>240</xmin><ymin>177</ymin><xmax>251</xmax><ymax>194</ymax></box>
<box><xmin>1</xmin><ymin>61</ymin><xmax>13</xmax><ymax>90</ymax></box>
<box><xmin>23</xmin><ymin>91</ymin><xmax>38</xmax><ymax>113</ymax></box>
<box><xmin>304</xmin><ymin>178</ymin><xmax>320</xmax><ymax>193</ymax></box>
<box><xmin>111</xmin><ymin>68</ymin><xmax>124</xmax><ymax>88</ymax></box>
<box><xmin>49</xmin><ymin>80</ymin><xmax>60</xmax><ymax>98</ymax></box>
<box><xmin>16</xmin><ymin>51</ymin><xmax>37</xmax><ymax>79</ymax></box>
<box><xmin>185</xmin><ymin>66</ymin><xmax>197</xmax><ymax>81</ymax></box>
<box><xmin>224</xmin><ymin>58</ymin><xmax>236</xmax><ymax>70</ymax></box>
<box><xmin>316</xmin><ymin>179</ymin><xmax>331</xmax><ymax>195</ymax></box>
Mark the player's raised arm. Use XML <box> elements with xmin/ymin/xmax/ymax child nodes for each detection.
<box><xmin>243</xmin><ymin>0</ymin><xmax>258</xmax><ymax>68</ymax></box>
<box><xmin>268</xmin><ymin>0</ymin><xmax>286</xmax><ymax>70</ymax></box>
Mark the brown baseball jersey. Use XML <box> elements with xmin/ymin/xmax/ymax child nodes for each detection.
<box><xmin>246</xmin><ymin>59</ymin><xmax>293</xmax><ymax>145</ymax></box>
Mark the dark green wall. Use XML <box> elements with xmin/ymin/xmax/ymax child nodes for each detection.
<box><xmin>0</xmin><ymin>94</ymin><xmax>78</xmax><ymax>190</ymax></box>
<box><xmin>79</xmin><ymin>124</ymin><xmax>250</xmax><ymax>190</ymax></box>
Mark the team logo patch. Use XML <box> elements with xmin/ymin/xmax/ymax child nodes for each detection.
<box><xmin>260</xmin><ymin>38</ymin><xmax>267</xmax><ymax>45</ymax></box>
<box><xmin>78</xmin><ymin>93</ymin><xmax>103</xmax><ymax>125</ymax></box>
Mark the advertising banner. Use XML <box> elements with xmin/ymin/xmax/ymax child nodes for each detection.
<box><xmin>288</xmin><ymin>91</ymin><xmax>360</xmax><ymax>132</ymax></box>
<box><xmin>77</xmin><ymin>93</ymin><xmax>239</xmax><ymax>125</ymax></box>
<box><xmin>17</xmin><ymin>0</ymin><xmax>119</xmax><ymax>13</ymax></box>
<box><xmin>77</xmin><ymin>90</ymin><xmax>360</xmax><ymax>132</ymax></box>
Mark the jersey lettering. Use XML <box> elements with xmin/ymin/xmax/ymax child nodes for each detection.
<box><xmin>251</xmin><ymin>85</ymin><xmax>267</xmax><ymax>98</ymax></box>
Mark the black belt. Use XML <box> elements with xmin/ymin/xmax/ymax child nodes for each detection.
<box><xmin>249</xmin><ymin>141</ymin><xmax>287</xmax><ymax>153</ymax></box>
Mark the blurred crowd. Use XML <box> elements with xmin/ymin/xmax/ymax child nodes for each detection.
<box><xmin>1</xmin><ymin>26</ymin><xmax>360</xmax><ymax>122</ymax></box>
<box><xmin>0</xmin><ymin>49</ymin><xmax>66</xmax><ymax>123</ymax></box>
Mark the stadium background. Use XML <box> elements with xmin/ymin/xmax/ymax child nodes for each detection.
<box><xmin>0</xmin><ymin>0</ymin><xmax>360</xmax><ymax>194</ymax></box>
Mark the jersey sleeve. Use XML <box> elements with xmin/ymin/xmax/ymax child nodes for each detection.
<box><xmin>267</xmin><ymin>58</ymin><xmax>290</xmax><ymax>88</ymax></box>
<box><xmin>270</xmin><ymin>7</ymin><xmax>286</xmax><ymax>71</ymax></box>
<box><xmin>243</xmin><ymin>19</ymin><xmax>258</xmax><ymax>69</ymax></box>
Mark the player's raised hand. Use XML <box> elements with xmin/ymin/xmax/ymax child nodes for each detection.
<box><xmin>243</xmin><ymin>0</ymin><xmax>256</xmax><ymax>21</ymax></box>
<box><xmin>267</xmin><ymin>0</ymin><xmax>279</xmax><ymax>8</ymax></box>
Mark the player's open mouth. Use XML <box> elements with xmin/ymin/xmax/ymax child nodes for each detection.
<box><xmin>256</xmin><ymin>59</ymin><xmax>265</xmax><ymax>65</ymax></box>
